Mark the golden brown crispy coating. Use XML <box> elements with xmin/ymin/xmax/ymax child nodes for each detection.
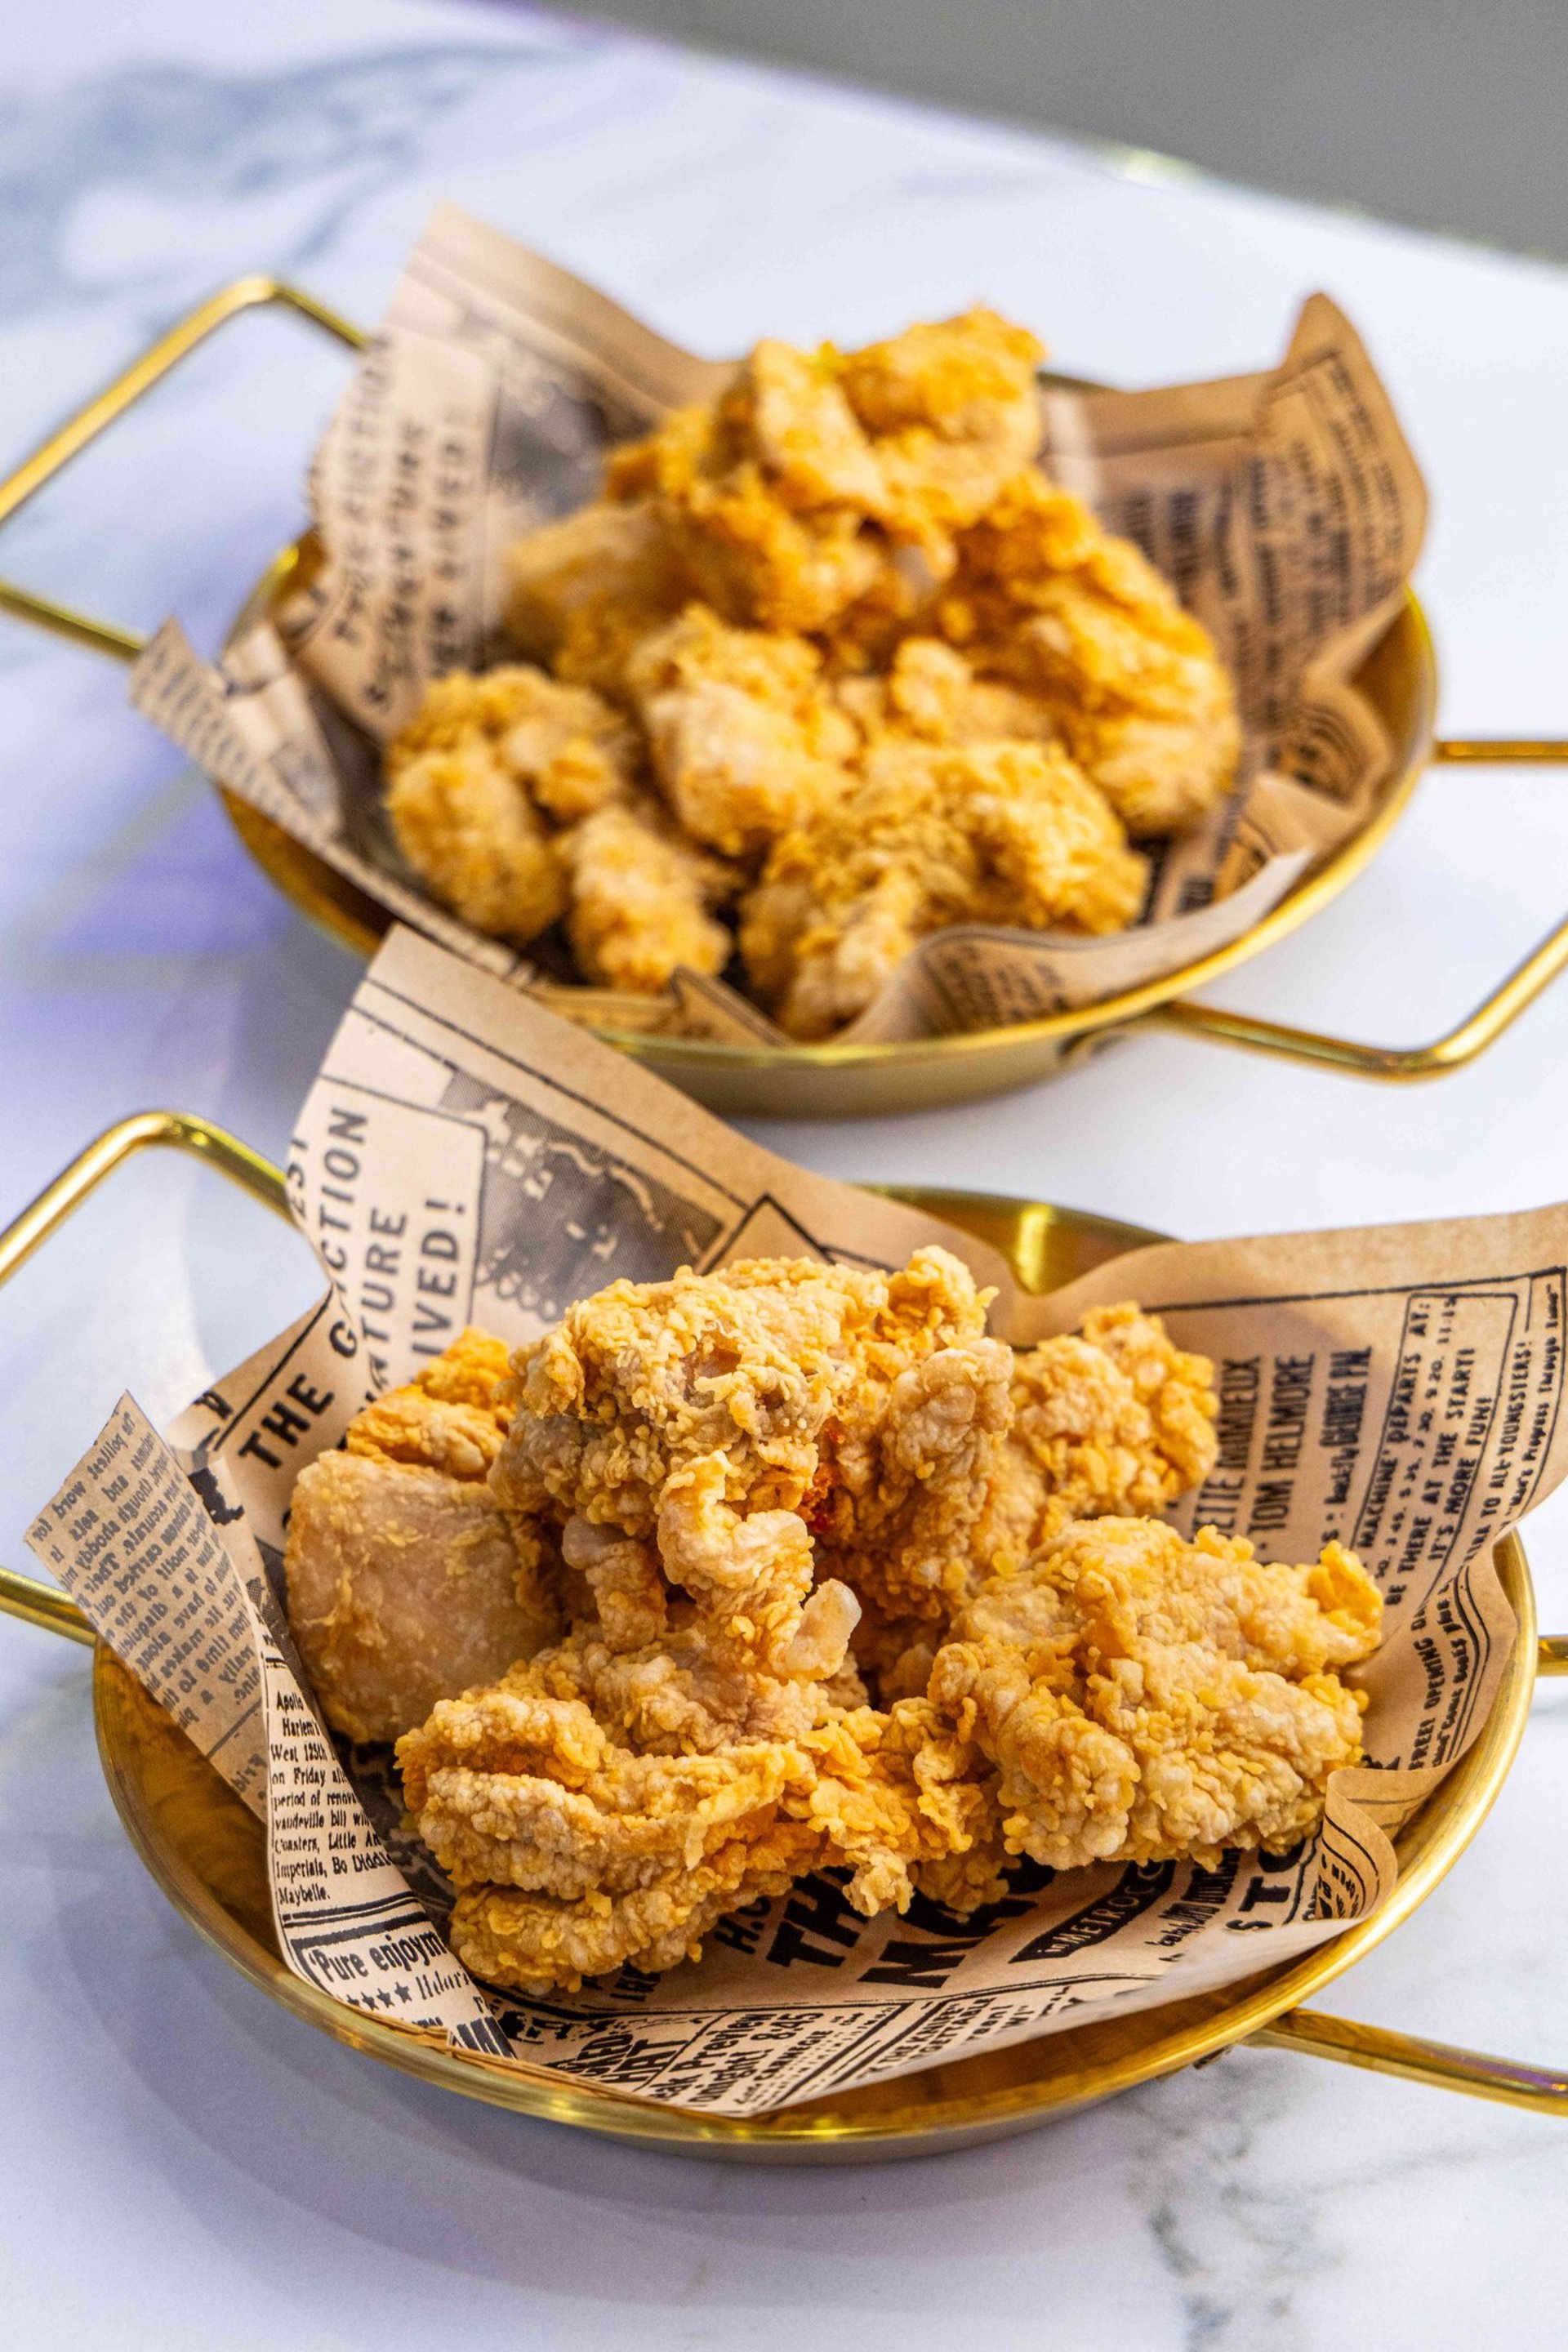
<box><xmin>839</xmin><ymin>310</ymin><xmax>1045</xmax><ymax>448</ymax></box>
<box><xmin>394</xmin><ymin>1573</ymin><xmax>846</xmax><ymax>1988</ymax></box>
<box><xmin>839</xmin><ymin>309</ymin><xmax>1046</xmax><ymax>550</ymax></box>
<box><xmin>623</xmin><ymin>603</ymin><xmax>858</xmax><ymax>856</ymax></box>
<box><xmin>605</xmin><ymin>382</ymin><xmax>888</xmax><ymax>639</ymax></box>
<box><xmin>396</xmin><ymin>1606</ymin><xmax>999</xmax><ymax>1984</ymax></box>
<box><xmin>387</xmin><ymin>663</ymin><xmax>639</xmax><ymax>823</ymax></box>
<box><xmin>800</xmin><ymin>1696</ymin><xmax>1001</xmax><ymax>1913</ymax></box>
<box><xmin>385</xmin><ymin>663</ymin><xmax>746</xmax><ymax>991</ymax></box>
<box><xmin>283</xmin><ymin>1332</ymin><xmax>560</xmax><ymax>1743</ymax></box>
<box><xmin>294</xmin><ymin>1265</ymin><xmax>1375</xmax><ymax>1995</ymax></box>
<box><xmin>506</xmin><ymin>499</ymin><xmax>687</xmax><ymax>697</ymax></box>
<box><xmin>460</xmin><ymin>309</ymin><xmax>1241</xmax><ymax>1025</ymax></box>
<box><xmin>559</xmin><ymin>800</ymin><xmax>736</xmax><ymax>991</ymax></box>
<box><xmin>385</xmin><ymin>662</ymin><xmax>639</xmax><ymax>949</ymax></box>
<box><xmin>494</xmin><ymin>1245</ymin><xmax>995</xmax><ymax>1533</ymax></box>
<box><xmin>835</xmin><ymin>636</ymin><xmax>1058</xmax><ymax>752</ymax></box>
<box><xmin>390</xmin><ymin>1251</ymin><xmax>1013</xmax><ymax>1989</ymax></box>
<box><xmin>980</xmin><ymin>1304</ymin><xmax>1221</xmax><ymax>1565</ymax></box>
<box><xmin>496</xmin><ymin>1247</ymin><xmax>1009</xmax><ymax>1686</ymax></box>
<box><xmin>738</xmin><ymin>737</ymin><xmax>1149</xmax><ymax>1040</ymax></box>
<box><xmin>944</xmin><ymin>470</ymin><xmax>1241</xmax><ymax>834</ymax></box>
<box><xmin>812</xmin><ymin>1334</ymin><xmax>1013</xmax><ymax>1626</ymax></box>
<box><xmin>929</xmin><ymin>1518</ymin><xmax>1380</xmax><ymax>1872</ymax></box>
<box><xmin>399</xmin><ymin>1672</ymin><xmax>814</xmax><ymax>1895</ymax></box>
<box><xmin>448</xmin><ymin>1825</ymin><xmax>817</xmax><ymax>1993</ymax></box>
<box><xmin>385</xmin><ymin>742</ymin><xmax>567</xmax><ymax>947</ymax></box>
<box><xmin>599</xmin><ymin>310</ymin><xmax>1045</xmax><ymax>639</ymax></box>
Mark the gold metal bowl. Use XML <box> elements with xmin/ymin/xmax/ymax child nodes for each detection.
<box><xmin>3</xmin><ymin>1112</ymin><xmax>1566</xmax><ymax>2160</ymax></box>
<box><xmin>4</xmin><ymin>281</ymin><xmax>1567</xmax><ymax>1116</ymax></box>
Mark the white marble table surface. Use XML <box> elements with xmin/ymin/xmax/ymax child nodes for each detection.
<box><xmin>5</xmin><ymin>3</ymin><xmax>1568</xmax><ymax>2343</ymax></box>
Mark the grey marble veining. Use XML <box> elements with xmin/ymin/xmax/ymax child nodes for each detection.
<box><xmin>2</xmin><ymin>6</ymin><xmax>1568</xmax><ymax>2345</ymax></box>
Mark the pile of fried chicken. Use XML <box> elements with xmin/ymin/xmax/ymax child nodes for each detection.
<box><xmin>283</xmin><ymin>1249</ymin><xmax>1381</xmax><ymax>1997</ymax></box>
<box><xmin>383</xmin><ymin>310</ymin><xmax>1241</xmax><ymax>1036</ymax></box>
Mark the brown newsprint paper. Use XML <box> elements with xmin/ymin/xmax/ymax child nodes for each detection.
<box><xmin>127</xmin><ymin>202</ymin><xmax>1425</xmax><ymax>1045</ymax></box>
<box><xmin>23</xmin><ymin>930</ymin><xmax>1565</xmax><ymax>2114</ymax></box>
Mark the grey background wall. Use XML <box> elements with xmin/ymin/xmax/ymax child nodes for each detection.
<box><xmin>536</xmin><ymin>0</ymin><xmax>1568</xmax><ymax>258</ymax></box>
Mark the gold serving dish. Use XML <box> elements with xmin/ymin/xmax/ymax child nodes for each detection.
<box><xmin>2</xmin><ymin>280</ymin><xmax>1568</xmax><ymax>1116</ymax></box>
<box><xmin>2</xmin><ymin>1110</ymin><xmax>1566</xmax><ymax>2160</ymax></box>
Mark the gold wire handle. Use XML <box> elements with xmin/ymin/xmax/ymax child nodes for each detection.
<box><xmin>0</xmin><ymin>1111</ymin><xmax>290</xmax><ymax>1642</ymax></box>
<box><xmin>0</xmin><ymin>278</ymin><xmax>367</xmax><ymax>662</ymax></box>
<box><xmin>1157</xmin><ymin>737</ymin><xmax>1568</xmax><ymax>1077</ymax></box>
<box><xmin>1</xmin><ymin>1118</ymin><xmax>1567</xmax><ymax>2119</ymax></box>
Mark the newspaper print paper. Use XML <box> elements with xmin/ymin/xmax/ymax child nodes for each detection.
<box><xmin>127</xmin><ymin>203</ymin><xmax>1426</xmax><ymax>1044</ymax></box>
<box><xmin>27</xmin><ymin>930</ymin><xmax>1565</xmax><ymax>2114</ymax></box>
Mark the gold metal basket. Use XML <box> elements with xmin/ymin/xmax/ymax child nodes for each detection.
<box><xmin>2</xmin><ymin>1110</ymin><xmax>1567</xmax><ymax>2161</ymax></box>
<box><xmin>3</xmin><ymin>282</ymin><xmax>1568</xmax><ymax>1116</ymax></box>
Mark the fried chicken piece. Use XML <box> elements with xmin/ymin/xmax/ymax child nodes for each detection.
<box><xmin>980</xmin><ymin>1304</ymin><xmax>1221</xmax><ymax>1565</ymax></box>
<box><xmin>606</xmin><ymin>381</ymin><xmax>890</xmax><ymax>638</ymax></box>
<box><xmin>813</xmin><ymin>1334</ymin><xmax>1013</xmax><ymax>1626</ymax></box>
<box><xmin>944</xmin><ymin>470</ymin><xmax>1241</xmax><ymax>834</ymax></box>
<box><xmin>385</xmin><ymin>663</ymin><xmax>643</xmax><ymax>947</ymax></box>
<box><xmin>559</xmin><ymin>799</ymin><xmax>737</xmax><ymax>991</ymax></box>
<box><xmin>839</xmin><ymin>310</ymin><xmax>1045</xmax><ymax>450</ymax></box>
<box><xmin>495</xmin><ymin>1247</ymin><xmax>1009</xmax><ymax>1666</ymax></box>
<box><xmin>497</xmin><ymin>1246</ymin><xmax>992</xmax><ymax>1526</ymax></box>
<box><xmin>448</xmin><ymin>1827</ymin><xmax>816</xmax><ymax>1992</ymax></box>
<box><xmin>386</xmin><ymin>665</ymin><xmax>746</xmax><ymax>991</ymax></box>
<box><xmin>387</xmin><ymin>664</ymin><xmax>639</xmax><ymax>824</ymax></box>
<box><xmin>399</xmin><ymin>1673</ymin><xmax>814</xmax><ymax>1894</ymax></box>
<box><xmin>800</xmin><ymin>1696</ymin><xmax>1003</xmax><ymax>1913</ymax></box>
<box><xmin>839</xmin><ymin>308</ymin><xmax>1045</xmax><ymax>549</ymax></box>
<box><xmin>283</xmin><ymin>1332</ymin><xmax>560</xmax><ymax>1743</ymax></box>
<box><xmin>394</xmin><ymin>1556</ymin><xmax>848</xmax><ymax>1990</ymax></box>
<box><xmin>738</xmin><ymin>738</ymin><xmax>1149</xmax><ymax>1039</ymax></box>
<box><xmin>396</xmin><ymin>1587</ymin><xmax>997</xmax><ymax>1985</ymax></box>
<box><xmin>599</xmin><ymin>313</ymin><xmax>1045</xmax><ymax>641</ymax></box>
<box><xmin>740</xmin><ymin>337</ymin><xmax>889</xmax><ymax>511</ymax></box>
<box><xmin>928</xmin><ymin>1519</ymin><xmax>1381</xmax><ymax>1871</ymax></box>
<box><xmin>507</xmin><ymin>499</ymin><xmax>688</xmax><ymax>697</ymax></box>
<box><xmin>624</xmin><ymin>604</ymin><xmax>858</xmax><ymax>856</ymax></box>
<box><xmin>385</xmin><ymin>741</ymin><xmax>566</xmax><ymax>946</ymax></box>
<box><xmin>835</xmin><ymin>635</ymin><xmax>1058</xmax><ymax>751</ymax></box>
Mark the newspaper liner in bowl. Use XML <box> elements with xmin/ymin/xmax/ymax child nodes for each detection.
<box><xmin>127</xmin><ymin>203</ymin><xmax>1426</xmax><ymax>1046</ymax></box>
<box><xmin>26</xmin><ymin>929</ymin><xmax>1568</xmax><ymax>2118</ymax></box>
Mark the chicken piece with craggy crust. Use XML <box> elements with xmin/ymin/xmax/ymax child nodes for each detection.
<box><xmin>283</xmin><ymin>1331</ymin><xmax>562</xmax><ymax>1743</ymax></box>
<box><xmin>385</xmin><ymin>742</ymin><xmax>565</xmax><ymax>947</ymax></box>
<box><xmin>392</xmin><ymin>1546</ymin><xmax>843</xmax><ymax>1990</ymax></box>
<box><xmin>399</xmin><ymin>1654</ymin><xmax>826</xmax><ymax>1989</ymax></box>
<box><xmin>559</xmin><ymin>800</ymin><xmax>737</xmax><ymax>992</ymax></box>
<box><xmin>395</xmin><ymin>1578</ymin><xmax>1000</xmax><ymax>1986</ymax></box>
<box><xmin>604</xmin><ymin>372</ymin><xmax>889</xmax><ymax>639</ymax></box>
<box><xmin>492</xmin><ymin>1247</ymin><xmax>1008</xmax><ymax>1668</ymax></box>
<box><xmin>812</xmin><ymin>1338</ymin><xmax>1013</xmax><ymax>1628</ymax></box>
<box><xmin>385</xmin><ymin>664</ymin><xmax>746</xmax><ymax>991</ymax></box>
<box><xmin>978</xmin><ymin>1303</ymin><xmax>1221</xmax><ymax>1566</ymax></box>
<box><xmin>445</xmin><ymin>1824</ymin><xmax>819</xmax><ymax>1993</ymax></box>
<box><xmin>800</xmin><ymin>1695</ymin><xmax>1004</xmax><ymax>1913</ymax></box>
<box><xmin>944</xmin><ymin>470</ymin><xmax>1241</xmax><ymax>835</ymax></box>
<box><xmin>386</xmin><ymin>664</ymin><xmax>639</xmax><ymax>826</ymax></box>
<box><xmin>506</xmin><ymin>500</ymin><xmax>689</xmax><ymax>699</ymax></box>
<box><xmin>928</xmin><ymin>1518</ymin><xmax>1381</xmax><ymax>1872</ymax></box>
<box><xmin>835</xmin><ymin>636</ymin><xmax>1058</xmax><ymax>753</ymax></box>
<box><xmin>385</xmin><ymin>663</ymin><xmax>641</xmax><ymax>948</ymax></box>
<box><xmin>623</xmin><ymin>604</ymin><xmax>858</xmax><ymax>857</ymax></box>
<box><xmin>838</xmin><ymin>308</ymin><xmax>1045</xmax><ymax>550</ymax></box>
<box><xmin>738</xmin><ymin>737</ymin><xmax>1149</xmax><ymax>1040</ymax></box>
<box><xmin>599</xmin><ymin>312</ymin><xmax>1045</xmax><ymax>639</ymax></box>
